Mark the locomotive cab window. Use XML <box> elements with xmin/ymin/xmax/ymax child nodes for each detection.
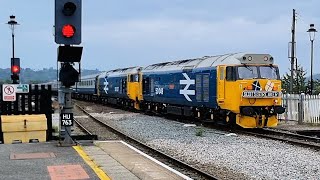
<box><xmin>219</xmin><ymin>67</ymin><xmax>225</xmax><ymax>80</ymax></box>
<box><xmin>237</xmin><ymin>65</ymin><xmax>280</xmax><ymax>80</ymax></box>
<box><xmin>238</xmin><ymin>66</ymin><xmax>258</xmax><ymax>79</ymax></box>
<box><xmin>260</xmin><ymin>66</ymin><xmax>280</xmax><ymax>80</ymax></box>
<box><xmin>226</xmin><ymin>66</ymin><xmax>236</xmax><ymax>81</ymax></box>
<box><xmin>130</xmin><ymin>74</ymin><xmax>140</xmax><ymax>82</ymax></box>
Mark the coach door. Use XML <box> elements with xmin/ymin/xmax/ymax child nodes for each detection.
<box><xmin>217</xmin><ymin>66</ymin><xmax>226</xmax><ymax>104</ymax></box>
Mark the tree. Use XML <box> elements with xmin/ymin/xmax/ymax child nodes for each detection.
<box><xmin>281</xmin><ymin>65</ymin><xmax>307</xmax><ymax>94</ymax></box>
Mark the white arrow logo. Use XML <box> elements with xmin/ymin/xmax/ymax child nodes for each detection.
<box><xmin>180</xmin><ymin>73</ymin><xmax>195</xmax><ymax>102</ymax></box>
<box><xmin>104</xmin><ymin>78</ymin><xmax>109</xmax><ymax>94</ymax></box>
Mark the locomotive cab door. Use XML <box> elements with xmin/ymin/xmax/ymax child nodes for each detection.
<box><xmin>217</xmin><ymin>66</ymin><xmax>226</xmax><ymax>104</ymax></box>
<box><xmin>95</xmin><ymin>75</ymin><xmax>99</xmax><ymax>95</ymax></box>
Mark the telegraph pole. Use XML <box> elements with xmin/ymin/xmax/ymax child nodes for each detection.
<box><xmin>290</xmin><ymin>9</ymin><xmax>296</xmax><ymax>94</ymax></box>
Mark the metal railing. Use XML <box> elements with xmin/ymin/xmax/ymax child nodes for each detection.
<box><xmin>279</xmin><ymin>93</ymin><xmax>320</xmax><ymax>124</ymax></box>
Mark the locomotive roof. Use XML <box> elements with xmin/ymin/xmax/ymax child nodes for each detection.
<box><xmin>106</xmin><ymin>66</ymin><xmax>142</xmax><ymax>77</ymax></box>
<box><xmin>80</xmin><ymin>73</ymin><xmax>100</xmax><ymax>80</ymax></box>
<box><xmin>142</xmin><ymin>52</ymin><xmax>274</xmax><ymax>73</ymax></box>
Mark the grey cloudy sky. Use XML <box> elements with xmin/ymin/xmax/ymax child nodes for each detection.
<box><xmin>0</xmin><ymin>0</ymin><xmax>319</xmax><ymax>76</ymax></box>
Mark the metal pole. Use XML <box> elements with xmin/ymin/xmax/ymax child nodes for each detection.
<box><xmin>59</xmin><ymin>86</ymin><xmax>75</xmax><ymax>145</ymax></box>
<box><xmin>12</xmin><ymin>30</ymin><xmax>16</xmax><ymax>84</ymax></box>
<box><xmin>311</xmin><ymin>40</ymin><xmax>314</xmax><ymax>94</ymax></box>
<box><xmin>12</xmin><ymin>33</ymin><xmax>14</xmax><ymax>60</ymax></box>
<box><xmin>290</xmin><ymin>9</ymin><xmax>296</xmax><ymax>94</ymax></box>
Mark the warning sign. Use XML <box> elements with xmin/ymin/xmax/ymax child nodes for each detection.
<box><xmin>2</xmin><ymin>84</ymin><xmax>16</xmax><ymax>101</ymax></box>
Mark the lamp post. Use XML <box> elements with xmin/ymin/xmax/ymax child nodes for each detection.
<box><xmin>7</xmin><ymin>15</ymin><xmax>19</xmax><ymax>61</ymax></box>
<box><xmin>307</xmin><ymin>24</ymin><xmax>317</xmax><ymax>94</ymax></box>
<box><xmin>7</xmin><ymin>15</ymin><xmax>20</xmax><ymax>84</ymax></box>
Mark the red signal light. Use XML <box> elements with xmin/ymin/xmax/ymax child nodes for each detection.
<box><xmin>12</xmin><ymin>65</ymin><xmax>20</xmax><ymax>74</ymax></box>
<box><xmin>62</xmin><ymin>24</ymin><xmax>75</xmax><ymax>38</ymax></box>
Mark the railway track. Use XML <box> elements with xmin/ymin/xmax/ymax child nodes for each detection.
<box><xmin>74</xmin><ymin>103</ymin><xmax>219</xmax><ymax>180</ymax></box>
<box><xmin>73</xmin><ymin>118</ymin><xmax>94</xmax><ymax>136</ymax></box>
<box><xmin>73</xmin><ymin>99</ymin><xmax>320</xmax><ymax>151</ymax></box>
<box><xmin>237</xmin><ymin>128</ymin><xmax>320</xmax><ymax>150</ymax></box>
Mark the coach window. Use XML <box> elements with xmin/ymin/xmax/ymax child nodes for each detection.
<box><xmin>226</xmin><ymin>66</ymin><xmax>235</xmax><ymax>81</ymax></box>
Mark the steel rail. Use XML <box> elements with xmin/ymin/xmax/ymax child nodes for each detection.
<box><xmin>74</xmin><ymin>103</ymin><xmax>218</xmax><ymax>180</ymax></box>
<box><xmin>73</xmin><ymin>117</ymin><xmax>93</xmax><ymax>136</ymax></box>
<box><xmin>237</xmin><ymin>128</ymin><xmax>320</xmax><ymax>150</ymax></box>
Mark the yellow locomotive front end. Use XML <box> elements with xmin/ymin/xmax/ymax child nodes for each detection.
<box><xmin>217</xmin><ymin>54</ymin><xmax>285</xmax><ymax>128</ymax></box>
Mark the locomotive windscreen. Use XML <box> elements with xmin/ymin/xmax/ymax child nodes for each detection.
<box><xmin>237</xmin><ymin>65</ymin><xmax>279</xmax><ymax>80</ymax></box>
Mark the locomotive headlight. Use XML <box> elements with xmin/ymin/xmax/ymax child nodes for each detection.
<box><xmin>248</xmin><ymin>56</ymin><xmax>252</xmax><ymax>61</ymax></box>
<box><xmin>264</xmin><ymin>56</ymin><xmax>269</xmax><ymax>61</ymax></box>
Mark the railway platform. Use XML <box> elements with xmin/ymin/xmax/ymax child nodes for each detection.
<box><xmin>0</xmin><ymin>140</ymin><xmax>190</xmax><ymax>180</ymax></box>
<box><xmin>0</xmin><ymin>142</ymin><xmax>99</xmax><ymax>180</ymax></box>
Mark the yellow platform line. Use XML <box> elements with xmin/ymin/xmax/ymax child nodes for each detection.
<box><xmin>73</xmin><ymin>146</ymin><xmax>111</xmax><ymax>180</ymax></box>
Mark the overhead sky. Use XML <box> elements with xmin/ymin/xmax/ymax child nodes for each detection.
<box><xmin>0</xmin><ymin>0</ymin><xmax>319</xmax><ymax>76</ymax></box>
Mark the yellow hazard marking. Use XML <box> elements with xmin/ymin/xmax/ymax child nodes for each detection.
<box><xmin>73</xmin><ymin>146</ymin><xmax>111</xmax><ymax>180</ymax></box>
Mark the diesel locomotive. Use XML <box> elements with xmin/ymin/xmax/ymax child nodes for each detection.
<box><xmin>53</xmin><ymin>52</ymin><xmax>285</xmax><ymax>128</ymax></box>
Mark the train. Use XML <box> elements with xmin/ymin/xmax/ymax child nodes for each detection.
<box><xmin>48</xmin><ymin>52</ymin><xmax>285</xmax><ymax>128</ymax></box>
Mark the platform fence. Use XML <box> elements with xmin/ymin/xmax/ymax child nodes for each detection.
<box><xmin>279</xmin><ymin>93</ymin><xmax>320</xmax><ymax>124</ymax></box>
<box><xmin>0</xmin><ymin>84</ymin><xmax>53</xmax><ymax>141</ymax></box>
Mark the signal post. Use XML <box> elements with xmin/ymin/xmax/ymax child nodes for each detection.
<box><xmin>55</xmin><ymin>0</ymin><xmax>82</xmax><ymax>146</ymax></box>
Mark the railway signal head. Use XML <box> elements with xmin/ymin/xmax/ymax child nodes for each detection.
<box><xmin>55</xmin><ymin>0</ymin><xmax>81</xmax><ymax>45</ymax></box>
<box><xmin>11</xmin><ymin>58</ymin><xmax>20</xmax><ymax>83</ymax></box>
<box><xmin>59</xmin><ymin>62</ymin><xmax>79</xmax><ymax>87</ymax></box>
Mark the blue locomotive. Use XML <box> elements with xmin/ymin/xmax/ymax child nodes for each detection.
<box><xmin>54</xmin><ymin>52</ymin><xmax>285</xmax><ymax>128</ymax></box>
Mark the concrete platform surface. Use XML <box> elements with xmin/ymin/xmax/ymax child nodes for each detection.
<box><xmin>0</xmin><ymin>142</ymin><xmax>100</xmax><ymax>180</ymax></box>
<box><xmin>82</xmin><ymin>141</ymin><xmax>192</xmax><ymax>180</ymax></box>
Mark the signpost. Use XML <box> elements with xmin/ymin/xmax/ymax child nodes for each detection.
<box><xmin>16</xmin><ymin>84</ymin><xmax>29</xmax><ymax>93</ymax></box>
<box><xmin>2</xmin><ymin>84</ymin><xmax>16</xmax><ymax>101</ymax></box>
<box><xmin>61</xmin><ymin>113</ymin><xmax>74</xmax><ymax>126</ymax></box>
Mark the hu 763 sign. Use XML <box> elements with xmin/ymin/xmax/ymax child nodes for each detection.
<box><xmin>61</xmin><ymin>113</ymin><xmax>74</xmax><ymax>126</ymax></box>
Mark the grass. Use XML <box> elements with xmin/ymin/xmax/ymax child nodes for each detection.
<box><xmin>195</xmin><ymin>128</ymin><xmax>205</xmax><ymax>137</ymax></box>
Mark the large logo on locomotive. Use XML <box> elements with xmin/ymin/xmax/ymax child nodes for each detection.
<box><xmin>104</xmin><ymin>78</ymin><xmax>109</xmax><ymax>94</ymax></box>
<box><xmin>179</xmin><ymin>73</ymin><xmax>195</xmax><ymax>102</ymax></box>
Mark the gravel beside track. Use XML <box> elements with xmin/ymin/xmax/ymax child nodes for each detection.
<box><xmin>73</xmin><ymin>107</ymin><xmax>120</xmax><ymax>140</ymax></box>
<box><xmin>75</xmin><ymin>101</ymin><xmax>320</xmax><ymax>180</ymax></box>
